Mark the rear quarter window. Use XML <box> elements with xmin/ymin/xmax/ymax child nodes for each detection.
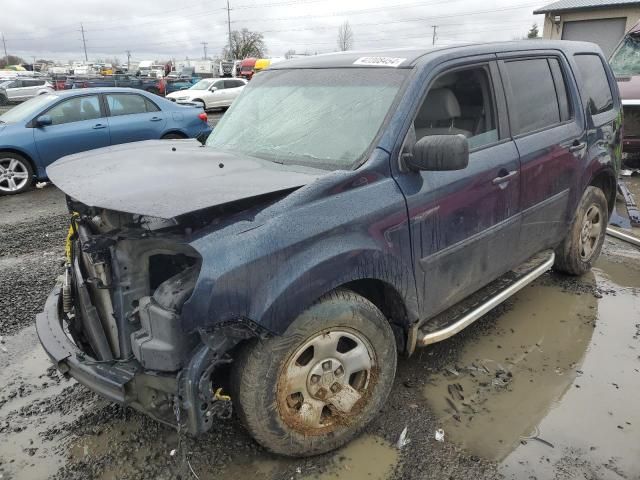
<box><xmin>574</xmin><ymin>54</ymin><xmax>614</xmax><ymax>116</ymax></box>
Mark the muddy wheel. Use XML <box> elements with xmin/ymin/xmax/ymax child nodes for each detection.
<box><xmin>231</xmin><ymin>289</ymin><xmax>397</xmax><ymax>457</ymax></box>
<box><xmin>0</xmin><ymin>152</ymin><xmax>33</xmax><ymax>195</ymax></box>
<box><xmin>554</xmin><ymin>186</ymin><xmax>608</xmax><ymax>275</ymax></box>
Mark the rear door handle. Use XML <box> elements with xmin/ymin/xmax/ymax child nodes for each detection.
<box><xmin>150</xmin><ymin>116</ymin><xmax>162</xmax><ymax>122</ymax></box>
<box><xmin>492</xmin><ymin>170</ymin><xmax>518</xmax><ymax>185</ymax></box>
<box><xmin>92</xmin><ymin>123</ymin><xmax>107</xmax><ymax>129</ymax></box>
<box><xmin>569</xmin><ymin>141</ymin><xmax>586</xmax><ymax>152</ymax></box>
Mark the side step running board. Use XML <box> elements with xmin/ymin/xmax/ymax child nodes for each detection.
<box><xmin>416</xmin><ymin>251</ymin><xmax>555</xmax><ymax>347</ymax></box>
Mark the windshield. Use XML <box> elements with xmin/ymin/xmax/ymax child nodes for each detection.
<box><xmin>0</xmin><ymin>94</ymin><xmax>58</xmax><ymax>124</ymax></box>
<box><xmin>205</xmin><ymin>68</ymin><xmax>407</xmax><ymax>169</ymax></box>
<box><xmin>190</xmin><ymin>80</ymin><xmax>214</xmax><ymax>90</ymax></box>
<box><xmin>610</xmin><ymin>35</ymin><xmax>640</xmax><ymax>76</ymax></box>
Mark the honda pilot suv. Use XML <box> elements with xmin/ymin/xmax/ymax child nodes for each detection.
<box><xmin>38</xmin><ymin>41</ymin><xmax>620</xmax><ymax>457</ymax></box>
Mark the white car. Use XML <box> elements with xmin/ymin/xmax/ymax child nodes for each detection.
<box><xmin>0</xmin><ymin>78</ymin><xmax>55</xmax><ymax>105</ymax></box>
<box><xmin>166</xmin><ymin>78</ymin><xmax>247</xmax><ymax>110</ymax></box>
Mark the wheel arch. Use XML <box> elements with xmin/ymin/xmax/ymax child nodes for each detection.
<box><xmin>588</xmin><ymin>167</ymin><xmax>617</xmax><ymax>215</ymax></box>
<box><xmin>0</xmin><ymin>148</ymin><xmax>38</xmax><ymax>178</ymax></box>
<box><xmin>161</xmin><ymin>129</ymin><xmax>188</xmax><ymax>139</ymax></box>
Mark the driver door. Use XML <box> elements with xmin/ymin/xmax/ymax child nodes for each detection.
<box><xmin>393</xmin><ymin>60</ymin><xmax>522</xmax><ymax>320</ymax></box>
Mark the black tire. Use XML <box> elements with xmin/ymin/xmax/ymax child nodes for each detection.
<box><xmin>161</xmin><ymin>133</ymin><xmax>186</xmax><ymax>140</ymax></box>
<box><xmin>230</xmin><ymin>289</ymin><xmax>397</xmax><ymax>457</ymax></box>
<box><xmin>554</xmin><ymin>186</ymin><xmax>608</xmax><ymax>275</ymax></box>
<box><xmin>0</xmin><ymin>94</ymin><xmax>7</xmax><ymax>106</ymax></box>
<box><xmin>0</xmin><ymin>152</ymin><xmax>34</xmax><ymax>195</ymax></box>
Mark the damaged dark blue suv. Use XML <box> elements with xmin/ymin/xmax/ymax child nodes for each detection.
<box><xmin>38</xmin><ymin>41</ymin><xmax>620</xmax><ymax>457</ymax></box>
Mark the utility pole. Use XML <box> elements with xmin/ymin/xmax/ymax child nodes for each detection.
<box><xmin>431</xmin><ymin>25</ymin><xmax>437</xmax><ymax>46</ymax></box>
<box><xmin>201</xmin><ymin>41</ymin><xmax>208</xmax><ymax>60</ymax></box>
<box><xmin>126</xmin><ymin>50</ymin><xmax>131</xmax><ymax>71</ymax></box>
<box><xmin>1</xmin><ymin>33</ymin><xmax>8</xmax><ymax>62</ymax></box>
<box><xmin>80</xmin><ymin>23</ymin><xmax>88</xmax><ymax>62</ymax></box>
<box><xmin>226</xmin><ymin>0</ymin><xmax>233</xmax><ymax>60</ymax></box>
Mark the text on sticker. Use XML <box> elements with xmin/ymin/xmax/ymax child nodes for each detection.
<box><xmin>353</xmin><ymin>57</ymin><xmax>407</xmax><ymax>67</ymax></box>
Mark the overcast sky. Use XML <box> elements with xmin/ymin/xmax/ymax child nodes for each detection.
<box><xmin>2</xmin><ymin>0</ymin><xmax>547</xmax><ymax>64</ymax></box>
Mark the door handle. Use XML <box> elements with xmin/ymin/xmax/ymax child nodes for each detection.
<box><xmin>492</xmin><ymin>169</ymin><xmax>518</xmax><ymax>185</ymax></box>
<box><xmin>569</xmin><ymin>141</ymin><xmax>586</xmax><ymax>152</ymax></box>
<box><xmin>92</xmin><ymin>123</ymin><xmax>107</xmax><ymax>129</ymax></box>
<box><xmin>150</xmin><ymin>117</ymin><xmax>162</xmax><ymax>122</ymax></box>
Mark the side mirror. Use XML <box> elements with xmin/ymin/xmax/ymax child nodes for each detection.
<box><xmin>36</xmin><ymin>115</ymin><xmax>52</xmax><ymax>127</ymax></box>
<box><xmin>209</xmin><ymin>86</ymin><xmax>217</xmax><ymax>92</ymax></box>
<box><xmin>405</xmin><ymin>134</ymin><xmax>469</xmax><ymax>171</ymax></box>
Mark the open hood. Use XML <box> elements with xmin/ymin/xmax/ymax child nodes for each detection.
<box><xmin>47</xmin><ymin>140</ymin><xmax>326</xmax><ymax>219</ymax></box>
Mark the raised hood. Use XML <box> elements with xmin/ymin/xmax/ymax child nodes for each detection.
<box><xmin>47</xmin><ymin>140</ymin><xmax>326</xmax><ymax>219</ymax></box>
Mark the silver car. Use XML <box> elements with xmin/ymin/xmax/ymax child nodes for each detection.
<box><xmin>0</xmin><ymin>78</ymin><xmax>54</xmax><ymax>105</ymax></box>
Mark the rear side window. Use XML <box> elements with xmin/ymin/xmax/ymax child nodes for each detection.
<box><xmin>548</xmin><ymin>58</ymin><xmax>571</xmax><ymax>122</ymax></box>
<box><xmin>107</xmin><ymin>94</ymin><xmax>159</xmax><ymax>116</ymax></box>
<box><xmin>503</xmin><ymin>58</ymin><xmax>561</xmax><ymax>135</ymax></box>
<box><xmin>574</xmin><ymin>54</ymin><xmax>614</xmax><ymax>115</ymax></box>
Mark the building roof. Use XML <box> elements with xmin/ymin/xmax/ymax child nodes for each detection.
<box><xmin>534</xmin><ymin>0</ymin><xmax>640</xmax><ymax>14</ymax></box>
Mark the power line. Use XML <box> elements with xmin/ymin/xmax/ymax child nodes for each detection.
<box><xmin>80</xmin><ymin>23</ymin><xmax>88</xmax><ymax>62</ymax></box>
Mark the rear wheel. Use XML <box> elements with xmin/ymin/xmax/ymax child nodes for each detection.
<box><xmin>0</xmin><ymin>153</ymin><xmax>33</xmax><ymax>195</ymax></box>
<box><xmin>0</xmin><ymin>95</ymin><xmax>7</xmax><ymax>106</ymax></box>
<box><xmin>231</xmin><ymin>289</ymin><xmax>397</xmax><ymax>457</ymax></box>
<box><xmin>554</xmin><ymin>186</ymin><xmax>608</xmax><ymax>275</ymax></box>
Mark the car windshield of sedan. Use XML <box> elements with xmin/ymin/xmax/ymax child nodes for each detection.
<box><xmin>205</xmin><ymin>68</ymin><xmax>408</xmax><ymax>170</ymax></box>
<box><xmin>0</xmin><ymin>94</ymin><xmax>58</xmax><ymax>124</ymax></box>
<box><xmin>190</xmin><ymin>80</ymin><xmax>214</xmax><ymax>90</ymax></box>
<box><xmin>610</xmin><ymin>35</ymin><xmax>640</xmax><ymax>76</ymax></box>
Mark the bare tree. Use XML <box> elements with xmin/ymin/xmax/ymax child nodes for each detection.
<box><xmin>223</xmin><ymin>28</ymin><xmax>267</xmax><ymax>60</ymax></box>
<box><xmin>284</xmin><ymin>49</ymin><xmax>297</xmax><ymax>59</ymax></box>
<box><xmin>337</xmin><ymin>21</ymin><xmax>354</xmax><ymax>51</ymax></box>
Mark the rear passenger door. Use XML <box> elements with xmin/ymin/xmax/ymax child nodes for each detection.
<box><xmin>395</xmin><ymin>59</ymin><xmax>522</xmax><ymax>320</ymax></box>
<box><xmin>497</xmin><ymin>53</ymin><xmax>585</xmax><ymax>257</ymax></box>
<box><xmin>105</xmin><ymin>93</ymin><xmax>167</xmax><ymax>144</ymax></box>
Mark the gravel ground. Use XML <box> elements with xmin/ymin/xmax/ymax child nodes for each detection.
<box><xmin>0</xmin><ymin>164</ymin><xmax>639</xmax><ymax>478</ymax></box>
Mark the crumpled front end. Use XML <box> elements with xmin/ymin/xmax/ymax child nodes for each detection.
<box><xmin>36</xmin><ymin>203</ymin><xmax>251</xmax><ymax>433</ymax></box>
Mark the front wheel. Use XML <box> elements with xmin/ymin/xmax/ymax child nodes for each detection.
<box><xmin>554</xmin><ymin>186</ymin><xmax>608</xmax><ymax>275</ymax></box>
<box><xmin>231</xmin><ymin>290</ymin><xmax>397</xmax><ymax>457</ymax></box>
<box><xmin>0</xmin><ymin>153</ymin><xmax>33</xmax><ymax>195</ymax></box>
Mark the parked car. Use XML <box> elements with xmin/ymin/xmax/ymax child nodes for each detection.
<box><xmin>38</xmin><ymin>41</ymin><xmax>619</xmax><ymax>457</ymax></box>
<box><xmin>164</xmin><ymin>69</ymin><xmax>201</xmax><ymax>95</ymax></box>
<box><xmin>0</xmin><ymin>78</ymin><xmax>54</xmax><ymax>105</ymax></box>
<box><xmin>166</xmin><ymin>77</ymin><xmax>246</xmax><ymax>109</ymax></box>
<box><xmin>64</xmin><ymin>75</ymin><xmax>165</xmax><ymax>96</ymax></box>
<box><xmin>0</xmin><ymin>88</ymin><xmax>211</xmax><ymax>194</ymax></box>
<box><xmin>610</xmin><ymin>21</ymin><xmax>640</xmax><ymax>167</ymax></box>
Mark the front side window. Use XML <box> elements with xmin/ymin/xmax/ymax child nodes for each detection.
<box><xmin>212</xmin><ymin>80</ymin><xmax>226</xmax><ymax>90</ymax></box>
<box><xmin>504</xmin><ymin>58</ymin><xmax>561</xmax><ymax>135</ymax></box>
<box><xmin>107</xmin><ymin>94</ymin><xmax>159</xmax><ymax>116</ymax></box>
<box><xmin>206</xmin><ymin>68</ymin><xmax>408</xmax><ymax>169</ymax></box>
<box><xmin>47</xmin><ymin>95</ymin><xmax>102</xmax><ymax>125</ymax></box>
<box><xmin>574</xmin><ymin>54</ymin><xmax>614</xmax><ymax>116</ymax></box>
<box><xmin>413</xmin><ymin>66</ymin><xmax>498</xmax><ymax>151</ymax></box>
<box><xmin>190</xmin><ymin>80</ymin><xmax>214</xmax><ymax>90</ymax></box>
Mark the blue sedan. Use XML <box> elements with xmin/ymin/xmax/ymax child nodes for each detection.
<box><xmin>0</xmin><ymin>88</ymin><xmax>212</xmax><ymax>194</ymax></box>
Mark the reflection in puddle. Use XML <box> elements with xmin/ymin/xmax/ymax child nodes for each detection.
<box><xmin>594</xmin><ymin>255</ymin><xmax>640</xmax><ymax>289</ymax></box>
<box><xmin>423</xmin><ymin>281</ymin><xmax>598</xmax><ymax>460</ymax></box>
<box><xmin>301</xmin><ymin>435</ymin><xmax>398</xmax><ymax>480</ymax></box>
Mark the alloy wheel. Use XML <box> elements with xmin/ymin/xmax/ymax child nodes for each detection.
<box><xmin>579</xmin><ymin>204</ymin><xmax>602</xmax><ymax>261</ymax></box>
<box><xmin>0</xmin><ymin>157</ymin><xmax>30</xmax><ymax>193</ymax></box>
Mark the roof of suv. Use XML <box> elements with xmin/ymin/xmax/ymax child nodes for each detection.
<box><xmin>269</xmin><ymin>40</ymin><xmax>603</xmax><ymax>70</ymax></box>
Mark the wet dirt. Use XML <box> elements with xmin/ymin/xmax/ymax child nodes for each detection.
<box><xmin>1</xmin><ymin>186</ymin><xmax>640</xmax><ymax>479</ymax></box>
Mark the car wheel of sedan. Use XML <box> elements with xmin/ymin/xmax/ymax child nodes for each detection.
<box><xmin>0</xmin><ymin>153</ymin><xmax>33</xmax><ymax>195</ymax></box>
<box><xmin>231</xmin><ymin>289</ymin><xmax>397</xmax><ymax>457</ymax></box>
<box><xmin>554</xmin><ymin>186</ymin><xmax>608</xmax><ymax>275</ymax></box>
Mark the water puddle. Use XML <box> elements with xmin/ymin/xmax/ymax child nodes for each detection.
<box><xmin>422</xmin><ymin>245</ymin><xmax>640</xmax><ymax>478</ymax></box>
<box><xmin>422</xmin><ymin>282</ymin><xmax>598</xmax><ymax>460</ymax></box>
<box><xmin>300</xmin><ymin>435</ymin><xmax>398</xmax><ymax>480</ymax></box>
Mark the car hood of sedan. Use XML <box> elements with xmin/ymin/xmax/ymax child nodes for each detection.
<box><xmin>47</xmin><ymin>140</ymin><xmax>326</xmax><ymax>219</ymax></box>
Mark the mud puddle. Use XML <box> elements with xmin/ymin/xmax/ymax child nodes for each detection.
<box><xmin>423</xmin><ymin>241</ymin><xmax>640</xmax><ymax>479</ymax></box>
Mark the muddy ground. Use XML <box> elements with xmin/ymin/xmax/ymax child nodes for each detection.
<box><xmin>1</xmin><ymin>178</ymin><xmax>639</xmax><ymax>479</ymax></box>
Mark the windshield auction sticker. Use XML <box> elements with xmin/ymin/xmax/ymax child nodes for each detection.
<box><xmin>353</xmin><ymin>57</ymin><xmax>406</xmax><ymax>67</ymax></box>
